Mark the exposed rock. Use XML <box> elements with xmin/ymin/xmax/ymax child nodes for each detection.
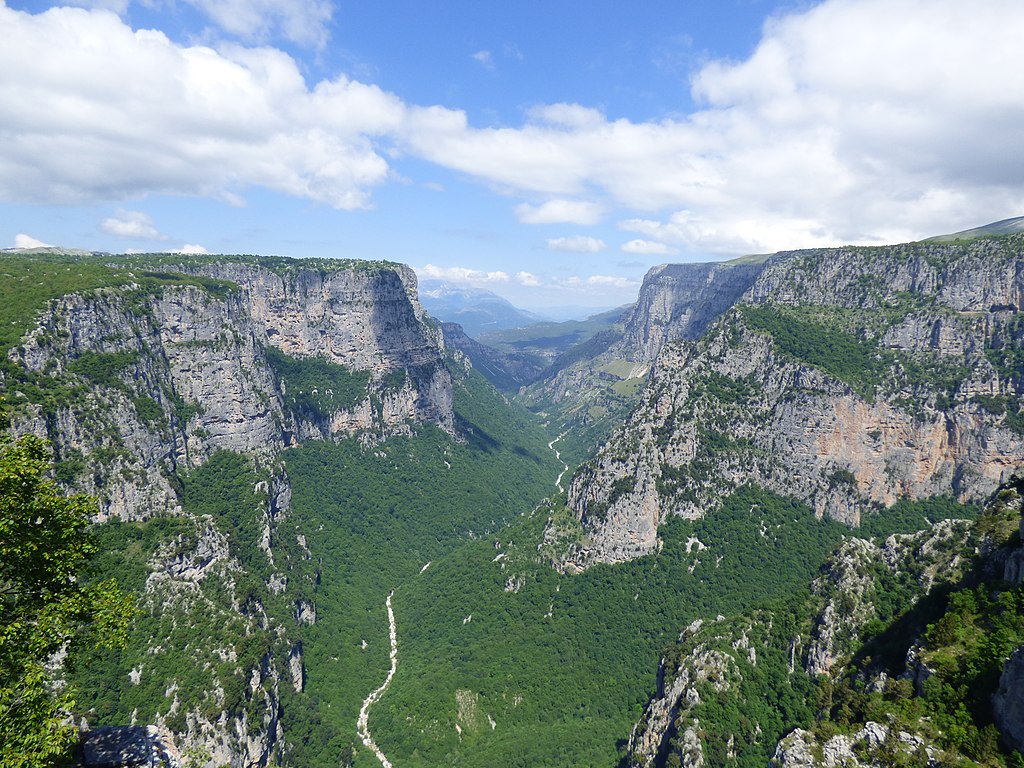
<box><xmin>8</xmin><ymin>259</ymin><xmax>456</xmax><ymax>522</ymax></box>
<box><xmin>561</xmin><ymin>238</ymin><xmax>1024</xmax><ymax>568</ymax></box>
<box><xmin>805</xmin><ymin>538</ymin><xmax>880</xmax><ymax>676</ymax></box>
<box><xmin>673</xmin><ymin>720</ymin><xmax>705</xmax><ymax>768</ymax></box>
<box><xmin>994</xmin><ymin>646</ymin><xmax>1024</xmax><ymax>753</ymax></box>
<box><xmin>771</xmin><ymin>722</ymin><xmax>929</xmax><ymax>768</ymax></box>
<box><xmin>519</xmin><ymin>259</ymin><xmax>766</xmax><ymax>449</ymax></box>
<box><xmin>79</xmin><ymin>725</ymin><xmax>179</xmax><ymax>767</ymax></box>
<box><xmin>440</xmin><ymin>321</ymin><xmax>542</xmax><ymax>391</ymax></box>
<box><xmin>627</xmin><ymin>517</ymin><xmax>974</xmax><ymax>767</ymax></box>
<box><xmin>289</xmin><ymin>643</ymin><xmax>305</xmax><ymax>693</ymax></box>
<box><xmin>190</xmin><ymin>260</ymin><xmax>454</xmax><ymax>435</ymax></box>
<box><xmin>628</xmin><ymin>619</ymin><xmax>744</xmax><ymax>767</ymax></box>
<box><xmin>621</xmin><ymin>260</ymin><xmax>769</xmax><ymax>362</ymax></box>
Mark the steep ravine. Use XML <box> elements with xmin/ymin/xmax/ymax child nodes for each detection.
<box><xmin>558</xmin><ymin>236</ymin><xmax>1024</xmax><ymax>569</ymax></box>
<box><xmin>1</xmin><ymin>253</ymin><xmax>464</xmax><ymax>767</ymax></box>
<box><xmin>358</xmin><ymin>592</ymin><xmax>398</xmax><ymax>768</ymax></box>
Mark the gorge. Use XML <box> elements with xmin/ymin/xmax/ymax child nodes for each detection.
<box><xmin>3</xmin><ymin>230</ymin><xmax>1024</xmax><ymax>767</ymax></box>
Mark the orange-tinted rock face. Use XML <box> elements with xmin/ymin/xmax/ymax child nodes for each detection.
<box><xmin>562</xmin><ymin>237</ymin><xmax>1024</xmax><ymax>569</ymax></box>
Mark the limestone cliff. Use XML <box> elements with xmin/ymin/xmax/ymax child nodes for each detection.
<box><xmin>620</xmin><ymin>260</ymin><xmax>769</xmax><ymax>362</ymax></box>
<box><xmin>1</xmin><ymin>253</ymin><xmax>455</xmax><ymax>768</ymax></box>
<box><xmin>519</xmin><ymin>259</ymin><xmax>766</xmax><ymax>456</ymax></box>
<box><xmin>623</xmin><ymin>474</ymin><xmax>1024</xmax><ymax>768</ymax></box>
<box><xmin>439</xmin><ymin>321</ymin><xmax>542</xmax><ymax>391</ymax></box>
<box><xmin>561</xmin><ymin>236</ymin><xmax>1024</xmax><ymax>568</ymax></box>
<box><xmin>6</xmin><ymin>257</ymin><xmax>454</xmax><ymax>521</ymax></box>
<box><xmin>626</xmin><ymin>508</ymin><xmax>994</xmax><ymax>768</ymax></box>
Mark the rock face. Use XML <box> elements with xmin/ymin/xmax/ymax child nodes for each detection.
<box><xmin>8</xmin><ymin>259</ymin><xmax>453</xmax><ymax>521</ymax></box>
<box><xmin>192</xmin><ymin>261</ymin><xmax>454</xmax><ymax>434</ymax></box>
<box><xmin>440</xmin><ymin>321</ymin><xmax>542</xmax><ymax>391</ymax></box>
<box><xmin>520</xmin><ymin>259</ymin><xmax>766</xmax><ymax>458</ymax></box>
<box><xmin>771</xmin><ymin>724</ymin><xmax>925</xmax><ymax>768</ymax></box>
<box><xmin>561</xmin><ymin>237</ymin><xmax>1024</xmax><ymax>568</ymax></box>
<box><xmin>994</xmin><ymin>645</ymin><xmax>1024</xmax><ymax>753</ymax></box>
<box><xmin>627</xmin><ymin>617</ymin><xmax>742</xmax><ymax>768</ymax></box>
<box><xmin>3</xmin><ymin>255</ymin><xmax>455</xmax><ymax>768</ymax></box>
<box><xmin>79</xmin><ymin>725</ymin><xmax>179</xmax><ymax>767</ymax></box>
<box><xmin>621</xmin><ymin>260</ymin><xmax>769</xmax><ymax>362</ymax></box>
<box><xmin>625</xmin><ymin>517</ymin><xmax>974</xmax><ymax>768</ymax></box>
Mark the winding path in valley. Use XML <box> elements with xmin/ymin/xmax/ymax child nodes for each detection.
<box><xmin>548</xmin><ymin>430</ymin><xmax>570</xmax><ymax>492</ymax></box>
<box><xmin>357</xmin><ymin>591</ymin><xmax>398</xmax><ymax>768</ymax></box>
<box><xmin>357</xmin><ymin>431</ymin><xmax>570</xmax><ymax>766</ymax></box>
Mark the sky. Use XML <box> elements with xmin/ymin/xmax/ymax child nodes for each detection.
<box><xmin>3</xmin><ymin>1</ymin><xmax>1024</xmax><ymax>313</ymax></box>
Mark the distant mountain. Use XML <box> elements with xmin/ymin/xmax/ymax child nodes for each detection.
<box><xmin>439</xmin><ymin>322</ymin><xmax>545</xmax><ymax>392</ymax></box>
<box><xmin>417</xmin><ymin>280</ymin><xmax>545</xmax><ymax>336</ymax></box>
<box><xmin>926</xmin><ymin>214</ymin><xmax>1024</xmax><ymax>241</ymax></box>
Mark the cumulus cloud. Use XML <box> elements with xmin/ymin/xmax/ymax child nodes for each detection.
<box><xmin>14</xmin><ymin>233</ymin><xmax>52</xmax><ymax>249</ymax></box>
<box><xmin>184</xmin><ymin>0</ymin><xmax>334</xmax><ymax>47</ymax></box>
<box><xmin>416</xmin><ymin>264</ymin><xmax>510</xmax><ymax>283</ymax></box>
<box><xmin>101</xmin><ymin>209</ymin><xmax>165</xmax><ymax>239</ymax></box>
<box><xmin>515</xmin><ymin>271</ymin><xmax>541</xmax><ymax>286</ymax></box>
<box><xmin>585</xmin><ymin>275</ymin><xmax>639</xmax><ymax>289</ymax></box>
<box><xmin>554</xmin><ymin>274</ymin><xmax>640</xmax><ymax>292</ymax></box>
<box><xmin>547</xmin><ymin>236</ymin><xmax>606</xmax><ymax>253</ymax></box>
<box><xmin>621</xmin><ymin>239</ymin><xmax>679</xmax><ymax>256</ymax></box>
<box><xmin>5</xmin><ymin>1</ymin><xmax>1024</xmax><ymax>253</ymax></box>
<box><xmin>471</xmin><ymin>50</ymin><xmax>494</xmax><ymax>70</ymax></box>
<box><xmin>404</xmin><ymin>0</ymin><xmax>1024</xmax><ymax>252</ymax></box>
<box><xmin>516</xmin><ymin>199</ymin><xmax>603</xmax><ymax>225</ymax></box>
<box><xmin>174</xmin><ymin>243</ymin><xmax>210</xmax><ymax>254</ymax></box>
<box><xmin>0</xmin><ymin>4</ymin><xmax>403</xmax><ymax>209</ymax></box>
<box><xmin>64</xmin><ymin>0</ymin><xmax>132</xmax><ymax>12</ymax></box>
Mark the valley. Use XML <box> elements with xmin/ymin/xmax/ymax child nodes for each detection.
<box><xmin>2</xmin><ymin>231</ymin><xmax>1024</xmax><ymax>768</ymax></box>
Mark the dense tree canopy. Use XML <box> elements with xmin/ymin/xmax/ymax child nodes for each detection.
<box><xmin>0</xmin><ymin>432</ymin><xmax>132</xmax><ymax>767</ymax></box>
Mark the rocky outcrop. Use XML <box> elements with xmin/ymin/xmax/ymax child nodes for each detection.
<box><xmin>518</xmin><ymin>260</ymin><xmax>766</xmax><ymax>449</ymax></box>
<box><xmin>626</xmin><ymin>516</ymin><xmax>978</xmax><ymax>768</ymax></box>
<box><xmin>10</xmin><ymin>283</ymin><xmax>282</xmax><ymax>520</ymax></box>
<box><xmin>805</xmin><ymin>518</ymin><xmax>973</xmax><ymax>676</ymax></box>
<box><xmin>994</xmin><ymin>647</ymin><xmax>1024</xmax><ymax>753</ymax></box>
<box><xmin>772</xmin><ymin>723</ymin><xmax>929</xmax><ymax>767</ymax></box>
<box><xmin>190</xmin><ymin>261</ymin><xmax>454</xmax><ymax>434</ymax></box>
<box><xmin>628</xmin><ymin>618</ymin><xmax>741</xmax><ymax>768</ymax></box>
<box><xmin>3</xmin><ymin>254</ymin><xmax>457</xmax><ymax>768</ymax></box>
<box><xmin>439</xmin><ymin>321</ymin><xmax>542</xmax><ymax>391</ymax></box>
<box><xmin>621</xmin><ymin>260</ymin><xmax>768</xmax><ymax>362</ymax></box>
<box><xmin>7</xmin><ymin>258</ymin><xmax>455</xmax><ymax>520</ymax></box>
<box><xmin>561</xmin><ymin>237</ymin><xmax>1024</xmax><ymax>568</ymax></box>
<box><xmin>79</xmin><ymin>725</ymin><xmax>179</xmax><ymax>768</ymax></box>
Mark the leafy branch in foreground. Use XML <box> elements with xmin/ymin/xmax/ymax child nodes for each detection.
<box><xmin>0</xmin><ymin>432</ymin><xmax>133</xmax><ymax>767</ymax></box>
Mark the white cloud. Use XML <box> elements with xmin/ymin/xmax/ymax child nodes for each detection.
<box><xmin>14</xmin><ymin>233</ymin><xmax>52</xmax><ymax>249</ymax></box>
<box><xmin>174</xmin><ymin>243</ymin><xmax>210</xmax><ymax>254</ymax></box>
<box><xmin>586</xmin><ymin>275</ymin><xmax>639</xmax><ymax>289</ymax></box>
<box><xmin>416</xmin><ymin>264</ymin><xmax>509</xmax><ymax>283</ymax></box>
<box><xmin>516</xmin><ymin>199</ymin><xmax>602</xmax><ymax>225</ymax></box>
<box><xmin>187</xmin><ymin>0</ymin><xmax>334</xmax><ymax>47</ymax></box>
<box><xmin>515</xmin><ymin>271</ymin><xmax>540</xmax><ymax>287</ymax></box>
<box><xmin>403</xmin><ymin>0</ymin><xmax>1024</xmax><ymax>252</ymax></box>
<box><xmin>66</xmin><ymin>0</ymin><xmax>333</xmax><ymax>46</ymax></box>
<box><xmin>6</xmin><ymin>1</ymin><xmax>1024</xmax><ymax>253</ymax></box>
<box><xmin>620</xmin><ymin>239</ymin><xmax>679</xmax><ymax>256</ymax></box>
<box><xmin>547</xmin><ymin>236</ymin><xmax>606</xmax><ymax>253</ymax></box>
<box><xmin>550</xmin><ymin>273</ymin><xmax>641</xmax><ymax>293</ymax></box>
<box><xmin>471</xmin><ymin>50</ymin><xmax>494</xmax><ymax>70</ymax></box>
<box><xmin>101</xmin><ymin>209</ymin><xmax>165</xmax><ymax>239</ymax></box>
<box><xmin>64</xmin><ymin>0</ymin><xmax>132</xmax><ymax>12</ymax></box>
<box><xmin>0</xmin><ymin>4</ymin><xmax>404</xmax><ymax>209</ymax></box>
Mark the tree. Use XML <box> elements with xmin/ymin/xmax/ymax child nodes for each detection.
<box><xmin>0</xmin><ymin>432</ymin><xmax>133</xmax><ymax>767</ymax></box>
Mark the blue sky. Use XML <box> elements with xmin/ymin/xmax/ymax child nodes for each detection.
<box><xmin>3</xmin><ymin>1</ymin><xmax>1024</xmax><ymax>312</ymax></box>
